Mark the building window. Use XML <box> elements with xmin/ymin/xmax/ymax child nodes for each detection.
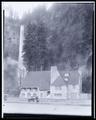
<box><xmin>64</xmin><ymin>73</ymin><xmax>69</xmax><ymax>77</ymax></box>
<box><xmin>33</xmin><ymin>88</ymin><xmax>38</xmax><ymax>91</ymax></box>
<box><xmin>54</xmin><ymin>93</ymin><xmax>62</xmax><ymax>96</ymax></box>
<box><xmin>21</xmin><ymin>93</ymin><xmax>25</xmax><ymax>97</ymax></box>
<box><xmin>73</xmin><ymin>85</ymin><xmax>76</xmax><ymax>89</ymax></box>
<box><xmin>40</xmin><ymin>93</ymin><xmax>43</xmax><ymax>97</ymax></box>
<box><xmin>64</xmin><ymin>78</ymin><xmax>68</xmax><ymax>81</ymax></box>
<box><xmin>27</xmin><ymin>93</ymin><xmax>31</xmax><ymax>97</ymax></box>
<box><xmin>8</xmin><ymin>37</ymin><xmax>11</xmax><ymax>42</ymax></box>
<box><xmin>47</xmin><ymin>91</ymin><xmax>50</xmax><ymax>95</ymax></box>
<box><xmin>22</xmin><ymin>88</ymin><xmax>26</xmax><ymax>91</ymax></box>
<box><xmin>27</xmin><ymin>88</ymin><xmax>31</xmax><ymax>91</ymax></box>
<box><xmin>55</xmin><ymin>86</ymin><xmax>62</xmax><ymax>90</ymax></box>
<box><xmin>33</xmin><ymin>93</ymin><xmax>37</xmax><ymax>96</ymax></box>
<box><xmin>71</xmin><ymin>93</ymin><xmax>76</xmax><ymax>98</ymax></box>
<box><xmin>31</xmin><ymin>89</ymin><xmax>33</xmax><ymax>92</ymax></box>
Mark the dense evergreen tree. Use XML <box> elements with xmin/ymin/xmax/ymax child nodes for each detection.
<box><xmin>23</xmin><ymin>21</ymin><xmax>49</xmax><ymax>71</ymax></box>
<box><xmin>22</xmin><ymin>3</ymin><xmax>93</xmax><ymax>71</ymax></box>
<box><xmin>48</xmin><ymin>3</ymin><xmax>93</xmax><ymax>68</ymax></box>
<box><xmin>22</xmin><ymin>3</ymin><xmax>93</xmax><ymax>93</ymax></box>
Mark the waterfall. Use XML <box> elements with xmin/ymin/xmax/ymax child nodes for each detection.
<box><xmin>18</xmin><ymin>25</ymin><xmax>24</xmax><ymax>66</ymax></box>
<box><xmin>18</xmin><ymin>25</ymin><xmax>26</xmax><ymax>86</ymax></box>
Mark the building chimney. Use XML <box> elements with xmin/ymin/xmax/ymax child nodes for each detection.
<box><xmin>51</xmin><ymin>66</ymin><xmax>60</xmax><ymax>84</ymax></box>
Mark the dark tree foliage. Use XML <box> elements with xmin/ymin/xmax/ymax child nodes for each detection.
<box><xmin>22</xmin><ymin>3</ymin><xmax>93</xmax><ymax>70</ymax></box>
<box><xmin>4</xmin><ymin>16</ymin><xmax>20</xmax><ymax>60</ymax></box>
<box><xmin>48</xmin><ymin>3</ymin><xmax>93</xmax><ymax>68</ymax></box>
<box><xmin>82</xmin><ymin>76</ymin><xmax>91</xmax><ymax>93</ymax></box>
<box><xmin>22</xmin><ymin>3</ymin><xmax>93</xmax><ymax>92</ymax></box>
<box><xmin>23</xmin><ymin>21</ymin><xmax>49</xmax><ymax>71</ymax></box>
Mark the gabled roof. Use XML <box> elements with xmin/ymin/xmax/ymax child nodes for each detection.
<box><xmin>51</xmin><ymin>75</ymin><xmax>66</xmax><ymax>86</ymax></box>
<box><xmin>21</xmin><ymin>69</ymin><xmax>80</xmax><ymax>89</ymax></box>
<box><xmin>21</xmin><ymin>71</ymin><xmax>50</xmax><ymax>91</ymax></box>
<box><xmin>51</xmin><ymin>70</ymin><xmax>80</xmax><ymax>86</ymax></box>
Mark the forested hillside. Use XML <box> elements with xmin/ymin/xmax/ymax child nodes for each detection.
<box><xmin>22</xmin><ymin>3</ymin><xmax>93</xmax><ymax>93</ymax></box>
<box><xmin>22</xmin><ymin>3</ymin><xmax>93</xmax><ymax>71</ymax></box>
<box><xmin>3</xmin><ymin>3</ymin><xmax>93</xmax><ymax>95</ymax></box>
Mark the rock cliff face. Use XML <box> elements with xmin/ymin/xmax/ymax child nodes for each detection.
<box><xmin>4</xmin><ymin>57</ymin><xmax>20</xmax><ymax>96</ymax></box>
<box><xmin>4</xmin><ymin>16</ymin><xmax>20</xmax><ymax>96</ymax></box>
<box><xmin>4</xmin><ymin>16</ymin><xmax>20</xmax><ymax>60</ymax></box>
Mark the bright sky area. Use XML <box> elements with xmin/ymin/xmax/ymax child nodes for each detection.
<box><xmin>2</xmin><ymin>2</ymin><xmax>93</xmax><ymax>19</ymax></box>
<box><xmin>2</xmin><ymin>2</ymin><xmax>54</xmax><ymax>19</ymax></box>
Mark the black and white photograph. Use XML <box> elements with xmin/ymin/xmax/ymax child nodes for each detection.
<box><xmin>2</xmin><ymin>1</ymin><xmax>95</xmax><ymax>118</ymax></box>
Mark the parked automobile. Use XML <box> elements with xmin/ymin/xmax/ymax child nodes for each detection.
<box><xmin>28</xmin><ymin>94</ymin><xmax>39</xmax><ymax>102</ymax></box>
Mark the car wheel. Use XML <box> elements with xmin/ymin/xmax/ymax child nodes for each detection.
<box><xmin>36</xmin><ymin>98</ymin><xmax>39</xmax><ymax>102</ymax></box>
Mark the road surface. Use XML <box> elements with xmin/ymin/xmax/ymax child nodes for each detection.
<box><xmin>3</xmin><ymin>102</ymin><xmax>91</xmax><ymax>116</ymax></box>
